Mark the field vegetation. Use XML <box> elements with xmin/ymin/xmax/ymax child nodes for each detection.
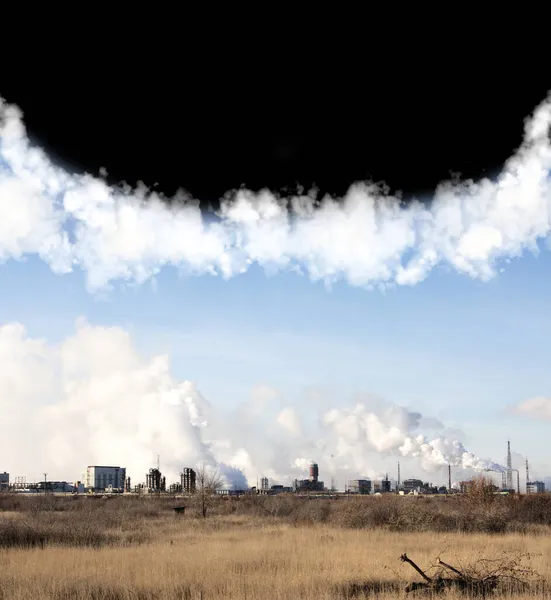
<box><xmin>1</xmin><ymin>486</ymin><xmax>551</xmax><ymax>599</ymax></box>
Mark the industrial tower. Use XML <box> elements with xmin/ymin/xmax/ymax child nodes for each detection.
<box><xmin>506</xmin><ymin>440</ymin><xmax>513</xmax><ymax>490</ymax></box>
<box><xmin>397</xmin><ymin>461</ymin><xmax>401</xmax><ymax>492</ymax></box>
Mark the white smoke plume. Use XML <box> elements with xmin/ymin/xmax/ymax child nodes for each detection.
<box><xmin>0</xmin><ymin>320</ymin><xmax>249</xmax><ymax>489</ymax></box>
<box><xmin>0</xmin><ymin>93</ymin><xmax>551</xmax><ymax>292</ymax></box>
<box><xmin>0</xmin><ymin>320</ymin><xmax>503</xmax><ymax>487</ymax></box>
<box><xmin>322</xmin><ymin>402</ymin><xmax>504</xmax><ymax>475</ymax></box>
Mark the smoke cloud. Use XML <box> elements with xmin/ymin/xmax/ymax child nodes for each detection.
<box><xmin>322</xmin><ymin>402</ymin><xmax>504</xmax><ymax>475</ymax></box>
<box><xmin>0</xmin><ymin>93</ymin><xmax>550</xmax><ymax>292</ymax></box>
<box><xmin>0</xmin><ymin>320</ymin><xmax>503</xmax><ymax>487</ymax></box>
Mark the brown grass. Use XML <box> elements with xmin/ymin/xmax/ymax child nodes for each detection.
<box><xmin>1</xmin><ymin>493</ymin><xmax>551</xmax><ymax>599</ymax></box>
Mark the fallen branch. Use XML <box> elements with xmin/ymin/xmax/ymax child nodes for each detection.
<box><xmin>436</xmin><ymin>557</ymin><xmax>464</xmax><ymax>578</ymax></box>
<box><xmin>400</xmin><ymin>553</ymin><xmax>432</xmax><ymax>583</ymax></box>
<box><xmin>399</xmin><ymin>553</ymin><xmax>511</xmax><ymax>596</ymax></box>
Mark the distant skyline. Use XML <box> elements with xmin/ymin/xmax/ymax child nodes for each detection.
<box><xmin>1</xmin><ymin>93</ymin><xmax>551</xmax><ymax>490</ymax></box>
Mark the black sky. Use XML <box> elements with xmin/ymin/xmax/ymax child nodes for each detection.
<box><xmin>2</xmin><ymin>49</ymin><xmax>549</xmax><ymax>212</ymax></box>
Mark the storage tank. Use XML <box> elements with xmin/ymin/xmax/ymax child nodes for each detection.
<box><xmin>309</xmin><ymin>462</ymin><xmax>319</xmax><ymax>483</ymax></box>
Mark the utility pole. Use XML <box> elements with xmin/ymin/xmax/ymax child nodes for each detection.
<box><xmin>448</xmin><ymin>464</ymin><xmax>452</xmax><ymax>493</ymax></box>
<box><xmin>44</xmin><ymin>473</ymin><xmax>47</xmax><ymax>495</ymax></box>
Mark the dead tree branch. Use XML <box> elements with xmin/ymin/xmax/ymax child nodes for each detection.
<box><xmin>399</xmin><ymin>552</ymin><xmax>541</xmax><ymax>596</ymax></box>
<box><xmin>436</xmin><ymin>557</ymin><xmax>464</xmax><ymax>578</ymax></box>
<box><xmin>400</xmin><ymin>553</ymin><xmax>432</xmax><ymax>583</ymax></box>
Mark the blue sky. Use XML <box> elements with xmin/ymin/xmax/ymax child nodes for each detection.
<box><xmin>2</xmin><ymin>93</ymin><xmax>551</xmax><ymax>487</ymax></box>
<box><xmin>2</xmin><ymin>246</ymin><xmax>549</xmax><ymax>478</ymax></box>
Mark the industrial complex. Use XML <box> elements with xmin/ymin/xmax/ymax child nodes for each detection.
<box><xmin>1</xmin><ymin>442</ymin><xmax>546</xmax><ymax>497</ymax></box>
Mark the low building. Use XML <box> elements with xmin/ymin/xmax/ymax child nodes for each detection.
<box><xmin>402</xmin><ymin>478</ymin><xmax>424</xmax><ymax>494</ymax></box>
<box><xmin>459</xmin><ymin>480</ymin><xmax>500</xmax><ymax>494</ymax></box>
<box><xmin>270</xmin><ymin>485</ymin><xmax>292</xmax><ymax>494</ymax></box>
<box><xmin>527</xmin><ymin>481</ymin><xmax>545</xmax><ymax>494</ymax></box>
<box><xmin>373</xmin><ymin>478</ymin><xmax>392</xmax><ymax>493</ymax></box>
<box><xmin>348</xmin><ymin>479</ymin><xmax>372</xmax><ymax>494</ymax></box>
<box><xmin>293</xmin><ymin>478</ymin><xmax>325</xmax><ymax>492</ymax></box>
<box><xmin>0</xmin><ymin>472</ymin><xmax>8</xmax><ymax>492</ymax></box>
<box><xmin>459</xmin><ymin>480</ymin><xmax>473</xmax><ymax>494</ymax></box>
<box><xmin>86</xmin><ymin>466</ymin><xmax>126</xmax><ymax>492</ymax></box>
<box><xmin>39</xmin><ymin>481</ymin><xmax>75</xmax><ymax>493</ymax></box>
<box><xmin>215</xmin><ymin>489</ymin><xmax>247</xmax><ymax>496</ymax></box>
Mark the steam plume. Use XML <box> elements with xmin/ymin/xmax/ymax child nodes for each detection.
<box><xmin>0</xmin><ymin>320</ymin><xmax>503</xmax><ymax>486</ymax></box>
<box><xmin>323</xmin><ymin>403</ymin><xmax>504</xmax><ymax>474</ymax></box>
<box><xmin>0</xmin><ymin>93</ymin><xmax>550</xmax><ymax>292</ymax></box>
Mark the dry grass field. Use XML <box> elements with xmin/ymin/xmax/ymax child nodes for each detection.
<box><xmin>1</xmin><ymin>493</ymin><xmax>551</xmax><ymax>599</ymax></box>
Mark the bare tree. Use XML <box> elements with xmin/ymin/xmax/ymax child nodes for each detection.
<box><xmin>465</xmin><ymin>475</ymin><xmax>498</xmax><ymax>507</ymax></box>
<box><xmin>194</xmin><ymin>464</ymin><xmax>223</xmax><ymax>519</ymax></box>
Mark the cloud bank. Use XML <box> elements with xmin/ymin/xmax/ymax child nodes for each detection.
<box><xmin>0</xmin><ymin>93</ymin><xmax>550</xmax><ymax>292</ymax></box>
<box><xmin>512</xmin><ymin>396</ymin><xmax>551</xmax><ymax>420</ymax></box>
<box><xmin>0</xmin><ymin>320</ymin><xmax>503</xmax><ymax>487</ymax></box>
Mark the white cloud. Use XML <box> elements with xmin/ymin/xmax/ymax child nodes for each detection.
<box><xmin>1</xmin><ymin>93</ymin><xmax>550</xmax><ymax>292</ymax></box>
<box><xmin>276</xmin><ymin>407</ymin><xmax>302</xmax><ymax>437</ymax></box>
<box><xmin>512</xmin><ymin>396</ymin><xmax>551</xmax><ymax>420</ymax></box>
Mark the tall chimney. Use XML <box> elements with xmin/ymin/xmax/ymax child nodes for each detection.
<box><xmin>397</xmin><ymin>461</ymin><xmax>401</xmax><ymax>491</ymax></box>
<box><xmin>448</xmin><ymin>464</ymin><xmax>452</xmax><ymax>492</ymax></box>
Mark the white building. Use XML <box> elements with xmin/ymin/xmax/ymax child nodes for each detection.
<box><xmin>0</xmin><ymin>472</ymin><xmax>9</xmax><ymax>491</ymax></box>
<box><xmin>527</xmin><ymin>481</ymin><xmax>545</xmax><ymax>494</ymax></box>
<box><xmin>86</xmin><ymin>466</ymin><xmax>126</xmax><ymax>492</ymax></box>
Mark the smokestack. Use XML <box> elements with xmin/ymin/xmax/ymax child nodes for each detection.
<box><xmin>526</xmin><ymin>458</ymin><xmax>530</xmax><ymax>494</ymax></box>
<box><xmin>506</xmin><ymin>441</ymin><xmax>513</xmax><ymax>490</ymax></box>
<box><xmin>397</xmin><ymin>461</ymin><xmax>401</xmax><ymax>492</ymax></box>
<box><xmin>448</xmin><ymin>463</ymin><xmax>452</xmax><ymax>492</ymax></box>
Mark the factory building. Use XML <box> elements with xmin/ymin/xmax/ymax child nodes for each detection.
<box><xmin>459</xmin><ymin>480</ymin><xmax>473</xmax><ymax>494</ymax></box>
<box><xmin>373</xmin><ymin>476</ymin><xmax>392</xmax><ymax>493</ymax></box>
<box><xmin>402</xmin><ymin>478</ymin><xmax>424</xmax><ymax>494</ymax></box>
<box><xmin>527</xmin><ymin>481</ymin><xmax>545</xmax><ymax>494</ymax></box>
<box><xmin>39</xmin><ymin>481</ymin><xmax>75</xmax><ymax>493</ymax></box>
<box><xmin>348</xmin><ymin>479</ymin><xmax>372</xmax><ymax>495</ymax></box>
<box><xmin>269</xmin><ymin>485</ymin><xmax>292</xmax><ymax>494</ymax></box>
<box><xmin>293</xmin><ymin>462</ymin><xmax>324</xmax><ymax>492</ymax></box>
<box><xmin>181</xmin><ymin>468</ymin><xmax>196</xmax><ymax>493</ymax></box>
<box><xmin>146</xmin><ymin>468</ymin><xmax>166</xmax><ymax>492</ymax></box>
<box><xmin>0</xmin><ymin>472</ymin><xmax>9</xmax><ymax>492</ymax></box>
<box><xmin>86</xmin><ymin>466</ymin><xmax>126</xmax><ymax>492</ymax></box>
